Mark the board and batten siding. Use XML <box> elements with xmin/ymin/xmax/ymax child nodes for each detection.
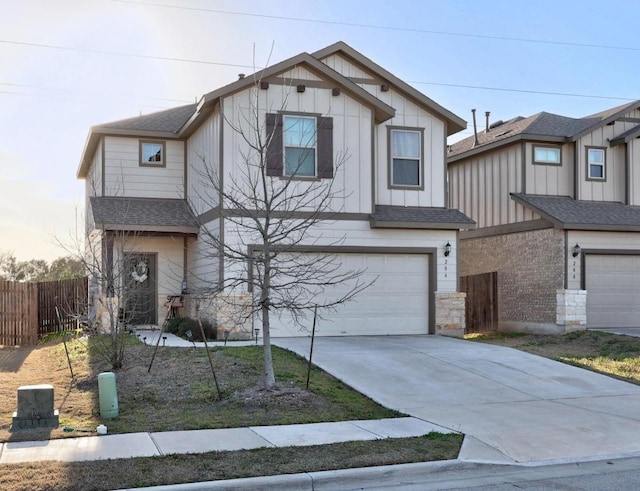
<box><xmin>575</xmin><ymin>110</ymin><xmax>640</xmax><ymax>203</ymax></box>
<box><xmin>220</xmin><ymin>74</ymin><xmax>374</xmax><ymax>215</ymax></box>
<box><xmin>629</xmin><ymin>137</ymin><xmax>640</xmax><ymax>206</ymax></box>
<box><xmin>187</xmin><ymin>112</ymin><xmax>221</xmax><ymax>216</ymax></box>
<box><xmin>103</xmin><ymin>136</ymin><xmax>185</xmax><ymax>198</ymax></box>
<box><xmin>449</xmin><ymin>143</ymin><xmax>537</xmax><ymax>229</ymax></box>
<box><xmin>188</xmin><ymin>219</ymin><xmax>221</xmax><ymax>292</ymax></box>
<box><xmin>322</xmin><ymin>52</ymin><xmax>447</xmax><ymax>208</ymax></box>
<box><xmin>524</xmin><ymin>142</ymin><xmax>573</xmax><ymax>196</ymax></box>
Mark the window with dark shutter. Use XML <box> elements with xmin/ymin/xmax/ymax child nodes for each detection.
<box><xmin>265</xmin><ymin>113</ymin><xmax>333</xmax><ymax>179</ymax></box>
<box><xmin>265</xmin><ymin>113</ymin><xmax>283</xmax><ymax>176</ymax></box>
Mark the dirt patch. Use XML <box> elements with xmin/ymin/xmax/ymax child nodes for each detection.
<box><xmin>0</xmin><ymin>337</ymin><xmax>397</xmax><ymax>442</ymax></box>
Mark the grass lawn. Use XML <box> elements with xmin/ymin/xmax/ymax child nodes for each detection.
<box><xmin>466</xmin><ymin>330</ymin><xmax>640</xmax><ymax>384</ymax></box>
<box><xmin>0</xmin><ymin>336</ymin><xmax>462</xmax><ymax>490</ymax></box>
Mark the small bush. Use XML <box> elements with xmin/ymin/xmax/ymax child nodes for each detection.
<box><xmin>175</xmin><ymin>318</ymin><xmax>217</xmax><ymax>341</ymax></box>
<box><xmin>166</xmin><ymin>316</ymin><xmax>187</xmax><ymax>335</ymax></box>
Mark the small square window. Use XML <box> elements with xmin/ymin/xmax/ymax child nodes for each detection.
<box><xmin>283</xmin><ymin>116</ymin><xmax>316</xmax><ymax>177</ymax></box>
<box><xmin>140</xmin><ymin>141</ymin><xmax>165</xmax><ymax>167</ymax></box>
<box><xmin>533</xmin><ymin>146</ymin><xmax>561</xmax><ymax>165</ymax></box>
<box><xmin>587</xmin><ymin>147</ymin><xmax>605</xmax><ymax>180</ymax></box>
<box><xmin>390</xmin><ymin>129</ymin><xmax>422</xmax><ymax>188</ymax></box>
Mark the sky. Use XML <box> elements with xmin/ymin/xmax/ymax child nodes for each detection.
<box><xmin>1</xmin><ymin>0</ymin><xmax>639</xmax><ymax>261</ymax></box>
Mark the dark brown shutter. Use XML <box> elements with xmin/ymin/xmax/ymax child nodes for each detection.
<box><xmin>317</xmin><ymin>116</ymin><xmax>333</xmax><ymax>178</ymax></box>
<box><xmin>265</xmin><ymin>113</ymin><xmax>283</xmax><ymax>176</ymax></box>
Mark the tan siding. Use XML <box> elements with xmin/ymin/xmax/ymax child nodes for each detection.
<box><xmin>448</xmin><ymin>143</ymin><xmax>539</xmax><ymax>228</ymax></box>
<box><xmin>222</xmin><ymin>82</ymin><xmax>373</xmax><ymax>214</ymax></box>
<box><xmin>630</xmin><ymin>138</ymin><xmax>640</xmax><ymax>205</ymax></box>
<box><xmin>187</xmin><ymin>112</ymin><xmax>220</xmax><ymax>216</ymax></box>
<box><xmin>104</xmin><ymin>137</ymin><xmax>184</xmax><ymax>198</ymax></box>
<box><xmin>320</xmin><ymin>54</ymin><xmax>372</xmax><ymax>80</ymax></box>
<box><xmin>575</xmin><ymin>115</ymin><xmax>640</xmax><ymax>202</ymax></box>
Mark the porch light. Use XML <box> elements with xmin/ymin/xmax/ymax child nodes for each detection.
<box><xmin>444</xmin><ymin>242</ymin><xmax>452</xmax><ymax>257</ymax></box>
<box><xmin>181</xmin><ymin>279</ymin><xmax>188</xmax><ymax>294</ymax></box>
<box><xmin>572</xmin><ymin>244</ymin><xmax>581</xmax><ymax>258</ymax></box>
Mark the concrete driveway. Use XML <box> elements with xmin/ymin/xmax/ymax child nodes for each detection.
<box><xmin>274</xmin><ymin>335</ymin><xmax>640</xmax><ymax>465</ymax></box>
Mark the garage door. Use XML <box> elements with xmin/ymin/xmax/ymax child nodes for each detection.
<box><xmin>265</xmin><ymin>253</ymin><xmax>430</xmax><ymax>337</ymax></box>
<box><xmin>586</xmin><ymin>254</ymin><xmax>640</xmax><ymax>328</ymax></box>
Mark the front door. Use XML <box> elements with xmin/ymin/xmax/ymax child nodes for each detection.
<box><xmin>124</xmin><ymin>253</ymin><xmax>157</xmax><ymax>325</ymax></box>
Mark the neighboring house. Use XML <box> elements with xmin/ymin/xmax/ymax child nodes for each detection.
<box><xmin>77</xmin><ymin>41</ymin><xmax>474</xmax><ymax>337</ymax></box>
<box><xmin>448</xmin><ymin>101</ymin><xmax>640</xmax><ymax>332</ymax></box>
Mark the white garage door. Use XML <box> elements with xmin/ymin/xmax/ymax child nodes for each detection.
<box><xmin>586</xmin><ymin>254</ymin><xmax>640</xmax><ymax>328</ymax></box>
<box><xmin>265</xmin><ymin>253</ymin><xmax>430</xmax><ymax>337</ymax></box>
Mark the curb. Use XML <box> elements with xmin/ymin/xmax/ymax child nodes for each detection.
<box><xmin>115</xmin><ymin>459</ymin><xmax>479</xmax><ymax>491</ymax></box>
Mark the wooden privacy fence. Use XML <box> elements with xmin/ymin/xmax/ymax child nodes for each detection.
<box><xmin>0</xmin><ymin>277</ymin><xmax>88</xmax><ymax>346</ymax></box>
<box><xmin>460</xmin><ymin>271</ymin><xmax>498</xmax><ymax>333</ymax></box>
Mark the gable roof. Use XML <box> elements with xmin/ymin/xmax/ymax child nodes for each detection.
<box><xmin>78</xmin><ymin>41</ymin><xmax>463</xmax><ymax>177</ymax></box>
<box><xmin>97</xmin><ymin>103</ymin><xmax>197</xmax><ymax>133</ymax></box>
<box><xmin>449</xmin><ymin>100</ymin><xmax>640</xmax><ymax>162</ymax></box>
<box><xmin>313</xmin><ymin>42</ymin><xmax>466</xmax><ymax>135</ymax></box>
<box><xmin>90</xmin><ymin>196</ymin><xmax>199</xmax><ymax>234</ymax></box>
<box><xmin>511</xmin><ymin>193</ymin><xmax>640</xmax><ymax>231</ymax></box>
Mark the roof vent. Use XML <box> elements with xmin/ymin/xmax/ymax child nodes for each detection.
<box><xmin>489</xmin><ymin>120</ymin><xmax>505</xmax><ymax>129</ymax></box>
<box><xmin>238</xmin><ymin>73</ymin><xmax>245</xmax><ymax>80</ymax></box>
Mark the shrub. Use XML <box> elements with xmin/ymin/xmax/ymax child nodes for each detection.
<box><xmin>175</xmin><ymin>318</ymin><xmax>217</xmax><ymax>341</ymax></box>
<box><xmin>166</xmin><ymin>316</ymin><xmax>187</xmax><ymax>335</ymax></box>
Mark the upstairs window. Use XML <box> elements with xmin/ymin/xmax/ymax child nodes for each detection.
<box><xmin>587</xmin><ymin>147</ymin><xmax>606</xmax><ymax>180</ymax></box>
<box><xmin>265</xmin><ymin>113</ymin><xmax>334</xmax><ymax>179</ymax></box>
<box><xmin>533</xmin><ymin>145</ymin><xmax>561</xmax><ymax>165</ymax></box>
<box><xmin>389</xmin><ymin>128</ymin><xmax>423</xmax><ymax>189</ymax></box>
<box><xmin>284</xmin><ymin>116</ymin><xmax>316</xmax><ymax>177</ymax></box>
<box><xmin>140</xmin><ymin>141</ymin><xmax>165</xmax><ymax>167</ymax></box>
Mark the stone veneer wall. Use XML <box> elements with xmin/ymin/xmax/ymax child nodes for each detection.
<box><xmin>435</xmin><ymin>292</ymin><xmax>466</xmax><ymax>337</ymax></box>
<box><xmin>459</xmin><ymin>227</ymin><xmax>564</xmax><ymax>325</ymax></box>
<box><xmin>556</xmin><ymin>289</ymin><xmax>587</xmax><ymax>330</ymax></box>
<box><xmin>186</xmin><ymin>293</ymin><xmax>253</xmax><ymax>340</ymax></box>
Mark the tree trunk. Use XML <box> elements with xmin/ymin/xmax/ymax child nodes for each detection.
<box><xmin>261</xmin><ymin>252</ymin><xmax>276</xmax><ymax>387</ymax></box>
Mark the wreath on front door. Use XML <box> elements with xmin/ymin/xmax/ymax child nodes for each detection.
<box><xmin>131</xmin><ymin>260</ymin><xmax>148</xmax><ymax>283</ymax></box>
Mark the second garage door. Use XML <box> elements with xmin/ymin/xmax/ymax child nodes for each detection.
<box><xmin>585</xmin><ymin>254</ymin><xmax>640</xmax><ymax>328</ymax></box>
<box><xmin>265</xmin><ymin>253</ymin><xmax>431</xmax><ymax>337</ymax></box>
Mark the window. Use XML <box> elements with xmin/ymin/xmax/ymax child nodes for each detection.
<box><xmin>390</xmin><ymin>128</ymin><xmax>423</xmax><ymax>188</ymax></box>
<box><xmin>265</xmin><ymin>113</ymin><xmax>333</xmax><ymax>179</ymax></box>
<box><xmin>284</xmin><ymin>116</ymin><xmax>316</xmax><ymax>177</ymax></box>
<box><xmin>587</xmin><ymin>147</ymin><xmax>606</xmax><ymax>180</ymax></box>
<box><xmin>533</xmin><ymin>146</ymin><xmax>561</xmax><ymax>165</ymax></box>
<box><xmin>140</xmin><ymin>141</ymin><xmax>165</xmax><ymax>167</ymax></box>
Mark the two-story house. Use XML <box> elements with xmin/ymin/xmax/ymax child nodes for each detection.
<box><xmin>77</xmin><ymin>41</ymin><xmax>474</xmax><ymax>337</ymax></box>
<box><xmin>448</xmin><ymin>101</ymin><xmax>640</xmax><ymax>332</ymax></box>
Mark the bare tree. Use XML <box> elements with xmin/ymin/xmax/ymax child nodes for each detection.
<box><xmin>57</xmin><ymin>182</ymin><xmax>154</xmax><ymax>370</ymax></box>
<box><xmin>192</xmin><ymin>76</ymin><xmax>372</xmax><ymax>387</ymax></box>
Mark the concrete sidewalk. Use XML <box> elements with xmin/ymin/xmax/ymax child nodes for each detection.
<box><xmin>0</xmin><ymin>417</ymin><xmax>451</xmax><ymax>464</ymax></box>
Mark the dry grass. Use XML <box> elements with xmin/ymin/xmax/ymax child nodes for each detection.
<box><xmin>466</xmin><ymin>330</ymin><xmax>640</xmax><ymax>384</ymax></box>
<box><xmin>0</xmin><ymin>434</ymin><xmax>463</xmax><ymax>491</ymax></box>
<box><xmin>0</xmin><ymin>336</ymin><xmax>462</xmax><ymax>489</ymax></box>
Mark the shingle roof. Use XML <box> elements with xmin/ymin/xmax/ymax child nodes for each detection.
<box><xmin>96</xmin><ymin>104</ymin><xmax>197</xmax><ymax>133</ymax></box>
<box><xmin>511</xmin><ymin>194</ymin><xmax>640</xmax><ymax>230</ymax></box>
<box><xmin>370</xmin><ymin>205</ymin><xmax>475</xmax><ymax>229</ymax></box>
<box><xmin>449</xmin><ymin>101</ymin><xmax>640</xmax><ymax>159</ymax></box>
<box><xmin>90</xmin><ymin>197</ymin><xmax>199</xmax><ymax>233</ymax></box>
